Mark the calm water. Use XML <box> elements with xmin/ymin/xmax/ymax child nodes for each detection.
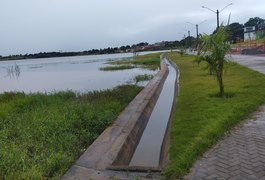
<box><xmin>0</xmin><ymin>52</ymin><xmax>165</xmax><ymax>93</ymax></box>
<box><xmin>129</xmin><ymin>61</ymin><xmax>177</xmax><ymax>167</ymax></box>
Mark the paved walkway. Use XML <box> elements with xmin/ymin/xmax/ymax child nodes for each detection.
<box><xmin>186</xmin><ymin>55</ymin><xmax>265</xmax><ymax>180</ymax></box>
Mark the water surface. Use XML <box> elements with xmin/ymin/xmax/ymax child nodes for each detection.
<box><xmin>0</xmin><ymin>52</ymin><xmax>163</xmax><ymax>93</ymax></box>
<box><xmin>129</xmin><ymin>61</ymin><xmax>176</xmax><ymax>167</ymax></box>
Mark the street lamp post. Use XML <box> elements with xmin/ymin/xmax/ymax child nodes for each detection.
<box><xmin>182</xmin><ymin>28</ymin><xmax>191</xmax><ymax>48</ymax></box>
<box><xmin>202</xmin><ymin>3</ymin><xmax>232</xmax><ymax>29</ymax></box>
<box><xmin>187</xmin><ymin>20</ymin><xmax>207</xmax><ymax>48</ymax></box>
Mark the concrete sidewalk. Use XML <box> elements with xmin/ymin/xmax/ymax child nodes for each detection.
<box><xmin>186</xmin><ymin>55</ymin><xmax>265</xmax><ymax>180</ymax></box>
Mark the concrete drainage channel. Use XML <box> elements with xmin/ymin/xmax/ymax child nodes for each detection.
<box><xmin>62</xmin><ymin>54</ymin><xmax>179</xmax><ymax>179</ymax></box>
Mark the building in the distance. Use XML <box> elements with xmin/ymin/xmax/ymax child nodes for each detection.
<box><xmin>244</xmin><ymin>26</ymin><xmax>256</xmax><ymax>41</ymax></box>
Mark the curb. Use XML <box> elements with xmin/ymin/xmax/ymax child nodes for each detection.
<box><xmin>62</xmin><ymin>56</ymin><xmax>170</xmax><ymax>179</ymax></box>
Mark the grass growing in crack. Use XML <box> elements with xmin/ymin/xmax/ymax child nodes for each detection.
<box><xmin>164</xmin><ymin>52</ymin><xmax>265</xmax><ymax>179</ymax></box>
<box><xmin>0</xmin><ymin>85</ymin><xmax>142</xmax><ymax>179</ymax></box>
<box><xmin>134</xmin><ymin>74</ymin><xmax>154</xmax><ymax>83</ymax></box>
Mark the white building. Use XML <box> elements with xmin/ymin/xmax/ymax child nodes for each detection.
<box><xmin>244</xmin><ymin>26</ymin><xmax>256</xmax><ymax>41</ymax></box>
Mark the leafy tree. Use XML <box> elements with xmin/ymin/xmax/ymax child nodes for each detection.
<box><xmin>120</xmin><ymin>46</ymin><xmax>126</xmax><ymax>51</ymax></box>
<box><xmin>197</xmin><ymin>26</ymin><xmax>231</xmax><ymax>97</ymax></box>
<box><xmin>179</xmin><ymin>36</ymin><xmax>197</xmax><ymax>48</ymax></box>
<box><xmin>137</xmin><ymin>42</ymin><xmax>148</xmax><ymax>46</ymax></box>
<box><xmin>227</xmin><ymin>22</ymin><xmax>244</xmax><ymax>43</ymax></box>
<box><xmin>164</xmin><ymin>40</ymin><xmax>180</xmax><ymax>48</ymax></box>
<box><xmin>244</xmin><ymin>17</ymin><xmax>265</xmax><ymax>28</ymax></box>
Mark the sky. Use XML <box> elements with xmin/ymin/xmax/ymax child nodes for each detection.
<box><xmin>0</xmin><ymin>0</ymin><xmax>264</xmax><ymax>56</ymax></box>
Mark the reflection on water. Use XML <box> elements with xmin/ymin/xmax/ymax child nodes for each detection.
<box><xmin>5</xmin><ymin>64</ymin><xmax>20</xmax><ymax>79</ymax></box>
<box><xmin>0</xmin><ymin>52</ymin><xmax>162</xmax><ymax>93</ymax></box>
<box><xmin>129</xmin><ymin>62</ymin><xmax>176</xmax><ymax>167</ymax></box>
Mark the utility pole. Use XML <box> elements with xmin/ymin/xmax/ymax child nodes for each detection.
<box><xmin>188</xmin><ymin>30</ymin><xmax>191</xmax><ymax>48</ymax></box>
<box><xmin>196</xmin><ymin>24</ymin><xmax>199</xmax><ymax>46</ymax></box>
<box><xmin>182</xmin><ymin>28</ymin><xmax>191</xmax><ymax>48</ymax></box>
<box><xmin>227</xmin><ymin>12</ymin><xmax>231</xmax><ymax>25</ymax></box>
<box><xmin>217</xmin><ymin>9</ymin><xmax>219</xmax><ymax>28</ymax></box>
<box><xmin>187</xmin><ymin>20</ymin><xmax>207</xmax><ymax>48</ymax></box>
<box><xmin>202</xmin><ymin>3</ymin><xmax>232</xmax><ymax>29</ymax></box>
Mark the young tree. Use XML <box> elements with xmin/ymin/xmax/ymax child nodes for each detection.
<box><xmin>197</xmin><ymin>26</ymin><xmax>230</xmax><ymax>97</ymax></box>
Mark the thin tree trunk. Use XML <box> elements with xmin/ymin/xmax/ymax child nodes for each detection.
<box><xmin>218</xmin><ymin>63</ymin><xmax>224</xmax><ymax>97</ymax></box>
<box><xmin>219</xmin><ymin>77</ymin><xmax>224</xmax><ymax>97</ymax></box>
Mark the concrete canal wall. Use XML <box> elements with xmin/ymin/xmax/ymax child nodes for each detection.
<box><xmin>62</xmin><ymin>55</ymin><xmax>172</xmax><ymax>179</ymax></box>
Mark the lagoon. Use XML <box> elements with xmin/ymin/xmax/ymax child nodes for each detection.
<box><xmin>0</xmin><ymin>52</ymin><xmax>165</xmax><ymax>93</ymax></box>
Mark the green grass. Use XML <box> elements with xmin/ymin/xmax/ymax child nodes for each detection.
<box><xmin>164</xmin><ymin>52</ymin><xmax>265</xmax><ymax>179</ymax></box>
<box><xmin>134</xmin><ymin>74</ymin><xmax>154</xmax><ymax>83</ymax></box>
<box><xmin>109</xmin><ymin>53</ymin><xmax>161</xmax><ymax>70</ymax></box>
<box><xmin>0</xmin><ymin>85</ymin><xmax>142</xmax><ymax>179</ymax></box>
<box><xmin>99</xmin><ymin>65</ymin><xmax>136</xmax><ymax>71</ymax></box>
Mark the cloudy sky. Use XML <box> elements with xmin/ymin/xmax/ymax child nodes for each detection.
<box><xmin>0</xmin><ymin>0</ymin><xmax>264</xmax><ymax>56</ymax></box>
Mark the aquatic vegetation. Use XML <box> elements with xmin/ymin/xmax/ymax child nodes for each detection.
<box><xmin>107</xmin><ymin>53</ymin><xmax>161</xmax><ymax>70</ymax></box>
<box><xmin>99</xmin><ymin>65</ymin><xmax>136</xmax><ymax>71</ymax></box>
<box><xmin>134</xmin><ymin>74</ymin><xmax>154</xmax><ymax>83</ymax></box>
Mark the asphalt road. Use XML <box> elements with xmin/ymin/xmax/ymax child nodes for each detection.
<box><xmin>231</xmin><ymin>54</ymin><xmax>265</xmax><ymax>74</ymax></box>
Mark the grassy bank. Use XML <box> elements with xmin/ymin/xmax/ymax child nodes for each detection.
<box><xmin>0</xmin><ymin>85</ymin><xmax>142</xmax><ymax>179</ymax></box>
<box><xmin>109</xmin><ymin>53</ymin><xmax>161</xmax><ymax>70</ymax></box>
<box><xmin>165</xmin><ymin>53</ymin><xmax>265</xmax><ymax>178</ymax></box>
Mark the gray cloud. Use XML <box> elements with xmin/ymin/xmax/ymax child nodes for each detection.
<box><xmin>0</xmin><ymin>0</ymin><xmax>264</xmax><ymax>55</ymax></box>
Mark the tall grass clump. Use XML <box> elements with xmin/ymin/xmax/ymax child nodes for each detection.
<box><xmin>0</xmin><ymin>85</ymin><xmax>142</xmax><ymax>179</ymax></box>
<box><xmin>134</xmin><ymin>74</ymin><xmax>154</xmax><ymax>83</ymax></box>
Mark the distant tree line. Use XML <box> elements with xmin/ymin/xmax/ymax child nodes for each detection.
<box><xmin>0</xmin><ymin>41</ymin><xmax>183</xmax><ymax>61</ymax></box>
<box><xmin>1</xmin><ymin>17</ymin><xmax>264</xmax><ymax>61</ymax></box>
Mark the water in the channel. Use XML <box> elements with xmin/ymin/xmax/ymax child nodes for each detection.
<box><xmin>129</xmin><ymin>61</ymin><xmax>177</xmax><ymax>167</ymax></box>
